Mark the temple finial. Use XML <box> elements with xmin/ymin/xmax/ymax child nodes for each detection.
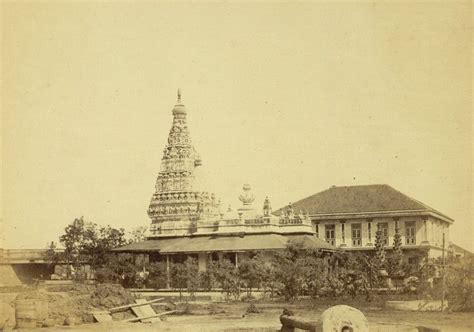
<box><xmin>177</xmin><ymin>89</ymin><xmax>182</xmax><ymax>102</ymax></box>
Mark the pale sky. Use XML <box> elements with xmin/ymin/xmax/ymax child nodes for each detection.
<box><xmin>1</xmin><ymin>2</ymin><xmax>472</xmax><ymax>250</ymax></box>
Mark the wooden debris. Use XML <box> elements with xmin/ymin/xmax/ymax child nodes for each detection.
<box><xmin>92</xmin><ymin>311</ymin><xmax>112</xmax><ymax>323</ymax></box>
<box><xmin>109</xmin><ymin>298</ymin><xmax>164</xmax><ymax>313</ymax></box>
<box><xmin>121</xmin><ymin>310</ymin><xmax>177</xmax><ymax>323</ymax></box>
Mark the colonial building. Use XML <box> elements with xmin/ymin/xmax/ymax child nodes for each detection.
<box><xmin>115</xmin><ymin>91</ymin><xmax>334</xmax><ymax>269</ymax></box>
<box><xmin>275</xmin><ymin>184</ymin><xmax>453</xmax><ymax>259</ymax></box>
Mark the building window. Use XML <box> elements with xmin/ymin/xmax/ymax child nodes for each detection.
<box><xmin>341</xmin><ymin>223</ymin><xmax>345</xmax><ymax>243</ymax></box>
<box><xmin>405</xmin><ymin>221</ymin><xmax>416</xmax><ymax>245</ymax></box>
<box><xmin>314</xmin><ymin>223</ymin><xmax>319</xmax><ymax>237</ymax></box>
<box><xmin>351</xmin><ymin>223</ymin><xmax>362</xmax><ymax>246</ymax></box>
<box><xmin>378</xmin><ymin>222</ymin><xmax>388</xmax><ymax>245</ymax></box>
<box><xmin>325</xmin><ymin>224</ymin><xmax>335</xmax><ymax>246</ymax></box>
<box><xmin>368</xmin><ymin>222</ymin><xmax>372</xmax><ymax>241</ymax></box>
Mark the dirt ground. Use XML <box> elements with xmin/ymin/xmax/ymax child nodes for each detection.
<box><xmin>1</xmin><ymin>288</ymin><xmax>473</xmax><ymax>332</ymax></box>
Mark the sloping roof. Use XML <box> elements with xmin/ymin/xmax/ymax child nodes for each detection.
<box><xmin>274</xmin><ymin>184</ymin><xmax>452</xmax><ymax>221</ymax></box>
<box><xmin>449</xmin><ymin>242</ymin><xmax>473</xmax><ymax>256</ymax></box>
<box><xmin>113</xmin><ymin>233</ymin><xmax>335</xmax><ymax>253</ymax></box>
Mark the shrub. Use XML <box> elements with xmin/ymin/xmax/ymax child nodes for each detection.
<box><xmin>446</xmin><ymin>256</ymin><xmax>474</xmax><ymax>312</ymax></box>
<box><xmin>214</xmin><ymin>259</ymin><xmax>241</xmax><ymax>301</ymax></box>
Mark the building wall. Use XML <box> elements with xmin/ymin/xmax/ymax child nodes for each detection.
<box><xmin>313</xmin><ymin>215</ymin><xmax>450</xmax><ymax>250</ymax></box>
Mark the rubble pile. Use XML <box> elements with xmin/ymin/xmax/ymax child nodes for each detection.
<box><xmin>14</xmin><ymin>283</ymin><xmax>136</xmax><ymax>325</ymax></box>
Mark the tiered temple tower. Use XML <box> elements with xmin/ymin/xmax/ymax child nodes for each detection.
<box><xmin>147</xmin><ymin>90</ymin><xmax>221</xmax><ymax>237</ymax></box>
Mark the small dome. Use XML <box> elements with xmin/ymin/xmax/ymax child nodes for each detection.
<box><xmin>172</xmin><ymin>89</ymin><xmax>187</xmax><ymax>115</ymax></box>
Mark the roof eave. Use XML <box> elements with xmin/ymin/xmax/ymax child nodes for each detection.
<box><xmin>308</xmin><ymin>210</ymin><xmax>453</xmax><ymax>223</ymax></box>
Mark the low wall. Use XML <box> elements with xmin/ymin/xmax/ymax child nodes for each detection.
<box><xmin>386</xmin><ymin>300</ymin><xmax>447</xmax><ymax>311</ymax></box>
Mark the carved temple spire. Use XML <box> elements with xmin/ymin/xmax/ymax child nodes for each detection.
<box><xmin>147</xmin><ymin>92</ymin><xmax>220</xmax><ymax>236</ymax></box>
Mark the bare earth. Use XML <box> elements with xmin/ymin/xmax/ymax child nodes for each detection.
<box><xmin>2</xmin><ymin>289</ymin><xmax>473</xmax><ymax>332</ymax></box>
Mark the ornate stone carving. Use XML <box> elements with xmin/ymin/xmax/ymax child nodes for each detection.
<box><xmin>148</xmin><ymin>91</ymin><xmax>221</xmax><ymax>233</ymax></box>
<box><xmin>239</xmin><ymin>184</ymin><xmax>255</xmax><ymax>206</ymax></box>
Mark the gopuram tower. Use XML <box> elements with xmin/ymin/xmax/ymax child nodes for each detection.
<box><xmin>147</xmin><ymin>90</ymin><xmax>221</xmax><ymax>237</ymax></box>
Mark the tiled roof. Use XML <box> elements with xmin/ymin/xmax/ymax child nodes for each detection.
<box><xmin>113</xmin><ymin>233</ymin><xmax>335</xmax><ymax>253</ymax></box>
<box><xmin>274</xmin><ymin>184</ymin><xmax>452</xmax><ymax>221</ymax></box>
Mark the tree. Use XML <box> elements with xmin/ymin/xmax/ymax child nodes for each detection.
<box><xmin>59</xmin><ymin>217</ymin><xmax>88</xmax><ymax>278</ymax></box>
<box><xmin>272</xmin><ymin>240</ymin><xmax>313</xmax><ymax>300</ymax></box>
<box><xmin>446</xmin><ymin>256</ymin><xmax>474</xmax><ymax>311</ymax></box>
<box><xmin>146</xmin><ymin>262</ymin><xmax>168</xmax><ymax>289</ymax></box>
<box><xmin>387</xmin><ymin>228</ymin><xmax>403</xmax><ymax>277</ymax></box>
<box><xmin>214</xmin><ymin>259</ymin><xmax>241</xmax><ymax>301</ymax></box>
<box><xmin>55</xmin><ymin>217</ymin><xmax>129</xmax><ymax>279</ymax></box>
<box><xmin>374</xmin><ymin>227</ymin><xmax>386</xmax><ymax>270</ymax></box>
<box><xmin>129</xmin><ymin>226</ymin><xmax>148</xmax><ymax>243</ymax></box>
<box><xmin>184</xmin><ymin>257</ymin><xmax>200</xmax><ymax>300</ymax></box>
<box><xmin>238</xmin><ymin>256</ymin><xmax>264</xmax><ymax>298</ymax></box>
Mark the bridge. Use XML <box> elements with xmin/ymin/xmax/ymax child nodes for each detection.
<box><xmin>0</xmin><ymin>248</ymin><xmax>64</xmax><ymax>286</ymax></box>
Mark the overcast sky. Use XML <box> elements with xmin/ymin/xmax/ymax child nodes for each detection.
<box><xmin>2</xmin><ymin>2</ymin><xmax>472</xmax><ymax>250</ymax></box>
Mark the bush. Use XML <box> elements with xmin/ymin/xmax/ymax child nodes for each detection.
<box><xmin>213</xmin><ymin>259</ymin><xmax>241</xmax><ymax>301</ymax></box>
<box><xmin>146</xmin><ymin>262</ymin><xmax>168</xmax><ymax>289</ymax></box>
<box><xmin>447</xmin><ymin>256</ymin><xmax>474</xmax><ymax>312</ymax></box>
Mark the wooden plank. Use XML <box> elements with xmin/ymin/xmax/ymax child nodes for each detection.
<box><xmin>131</xmin><ymin>299</ymin><xmax>160</xmax><ymax>323</ymax></box>
<box><xmin>92</xmin><ymin>311</ymin><xmax>112</xmax><ymax>323</ymax></box>
<box><xmin>109</xmin><ymin>298</ymin><xmax>164</xmax><ymax>313</ymax></box>
<box><xmin>121</xmin><ymin>310</ymin><xmax>177</xmax><ymax>323</ymax></box>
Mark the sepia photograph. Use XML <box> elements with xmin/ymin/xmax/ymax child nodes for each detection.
<box><xmin>1</xmin><ymin>1</ymin><xmax>472</xmax><ymax>331</ymax></box>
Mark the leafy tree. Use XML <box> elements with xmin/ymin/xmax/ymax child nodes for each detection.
<box><xmin>446</xmin><ymin>256</ymin><xmax>474</xmax><ymax>311</ymax></box>
<box><xmin>214</xmin><ymin>259</ymin><xmax>241</xmax><ymax>301</ymax></box>
<box><xmin>129</xmin><ymin>226</ymin><xmax>148</xmax><ymax>243</ymax></box>
<box><xmin>238</xmin><ymin>256</ymin><xmax>264</xmax><ymax>297</ymax></box>
<box><xmin>50</xmin><ymin>217</ymin><xmax>128</xmax><ymax>279</ymax></box>
<box><xmin>146</xmin><ymin>262</ymin><xmax>168</xmax><ymax>289</ymax></box>
<box><xmin>170</xmin><ymin>262</ymin><xmax>187</xmax><ymax>299</ymax></box>
<box><xmin>184</xmin><ymin>257</ymin><xmax>200</xmax><ymax>300</ymax></box>
<box><xmin>59</xmin><ymin>217</ymin><xmax>89</xmax><ymax>278</ymax></box>
<box><xmin>95</xmin><ymin>254</ymin><xmax>140</xmax><ymax>287</ymax></box>
<box><xmin>200</xmin><ymin>260</ymin><xmax>218</xmax><ymax>291</ymax></box>
<box><xmin>272</xmin><ymin>241</ymin><xmax>328</xmax><ymax>300</ymax></box>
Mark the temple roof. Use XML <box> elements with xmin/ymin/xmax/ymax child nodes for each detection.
<box><xmin>114</xmin><ymin>233</ymin><xmax>335</xmax><ymax>253</ymax></box>
<box><xmin>274</xmin><ymin>184</ymin><xmax>453</xmax><ymax>222</ymax></box>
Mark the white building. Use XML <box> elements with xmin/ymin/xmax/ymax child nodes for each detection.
<box><xmin>275</xmin><ymin>184</ymin><xmax>453</xmax><ymax>260</ymax></box>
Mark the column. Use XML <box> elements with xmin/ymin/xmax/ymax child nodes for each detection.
<box><xmin>166</xmin><ymin>255</ymin><xmax>170</xmax><ymax>289</ymax></box>
<box><xmin>340</xmin><ymin>221</ymin><xmax>346</xmax><ymax>247</ymax></box>
<box><xmin>366</xmin><ymin>220</ymin><xmax>373</xmax><ymax>246</ymax></box>
<box><xmin>198</xmin><ymin>253</ymin><xmax>207</xmax><ymax>272</ymax></box>
<box><xmin>421</xmin><ymin>218</ymin><xmax>429</xmax><ymax>245</ymax></box>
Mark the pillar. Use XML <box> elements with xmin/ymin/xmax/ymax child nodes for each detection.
<box><xmin>166</xmin><ymin>255</ymin><xmax>170</xmax><ymax>289</ymax></box>
<box><xmin>198</xmin><ymin>253</ymin><xmax>207</xmax><ymax>272</ymax></box>
<box><xmin>421</xmin><ymin>218</ymin><xmax>429</xmax><ymax>245</ymax></box>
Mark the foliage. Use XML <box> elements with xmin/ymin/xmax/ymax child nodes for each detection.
<box><xmin>238</xmin><ymin>255</ymin><xmax>265</xmax><ymax>297</ymax></box>
<box><xmin>170</xmin><ymin>262</ymin><xmax>187</xmax><ymax>299</ymax></box>
<box><xmin>271</xmin><ymin>240</ymin><xmax>331</xmax><ymax>300</ymax></box>
<box><xmin>271</xmin><ymin>240</ymin><xmax>308</xmax><ymax>300</ymax></box>
<box><xmin>94</xmin><ymin>254</ymin><xmax>140</xmax><ymax>287</ymax></box>
<box><xmin>446</xmin><ymin>256</ymin><xmax>474</xmax><ymax>311</ymax></box>
<box><xmin>387</xmin><ymin>229</ymin><xmax>404</xmax><ymax>277</ymax></box>
<box><xmin>213</xmin><ymin>259</ymin><xmax>241</xmax><ymax>301</ymax></box>
<box><xmin>199</xmin><ymin>260</ymin><xmax>218</xmax><ymax>291</ymax></box>
<box><xmin>169</xmin><ymin>258</ymin><xmax>200</xmax><ymax>300</ymax></box>
<box><xmin>128</xmin><ymin>226</ymin><xmax>148</xmax><ymax>243</ymax></box>
<box><xmin>374</xmin><ymin>228</ymin><xmax>386</xmax><ymax>269</ymax></box>
<box><xmin>184</xmin><ymin>257</ymin><xmax>200</xmax><ymax>299</ymax></box>
<box><xmin>146</xmin><ymin>262</ymin><xmax>168</xmax><ymax>289</ymax></box>
<box><xmin>46</xmin><ymin>217</ymin><xmax>129</xmax><ymax>280</ymax></box>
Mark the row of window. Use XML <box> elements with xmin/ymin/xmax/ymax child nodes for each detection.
<box><xmin>315</xmin><ymin>221</ymin><xmax>417</xmax><ymax>246</ymax></box>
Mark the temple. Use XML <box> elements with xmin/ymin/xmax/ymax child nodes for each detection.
<box><xmin>115</xmin><ymin>91</ymin><xmax>333</xmax><ymax>269</ymax></box>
